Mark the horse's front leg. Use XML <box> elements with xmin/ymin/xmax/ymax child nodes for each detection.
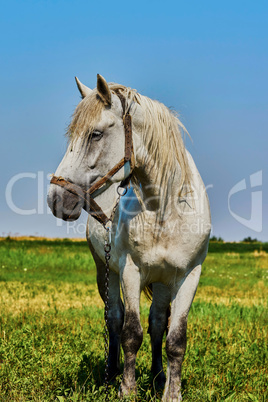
<box><xmin>90</xmin><ymin>244</ymin><xmax>124</xmax><ymax>380</ymax></box>
<box><xmin>163</xmin><ymin>264</ymin><xmax>201</xmax><ymax>402</ymax></box>
<box><xmin>119</xmin><ymin>255</ymin><xmax>143</xmax><ymax>397</ymax></box>
<box><xmin>103</xmin><ymin>270</ymin><xmax>124</xmax><ymax>380</ymax></box>
<box><xmin>148</xmin><ymin>283</ymin><xmax>171</xmax><ymax>389</ymax></box>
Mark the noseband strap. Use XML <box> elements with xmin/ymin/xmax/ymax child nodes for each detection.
<box><xmin>50</xmin><ymin>92</ymin><xmax>135</xmax><ymax>227</ymax></box>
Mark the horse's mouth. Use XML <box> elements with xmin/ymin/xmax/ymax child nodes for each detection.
<box><xmin>47</xmin><ymin>185</ymin><xmax>83</xmax><ymax>221</ymax></box>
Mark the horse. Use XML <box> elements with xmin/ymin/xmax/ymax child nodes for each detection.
<box><xmin>47</xmin><ymin>74</ymin><xmax>211</xmax><ymax>401</ymax></box>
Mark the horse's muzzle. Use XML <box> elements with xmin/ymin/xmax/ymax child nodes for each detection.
<box><xmin>47</xmin><ymin>184</ymin><xmax>83</xmax><ymax>221</ymax></box>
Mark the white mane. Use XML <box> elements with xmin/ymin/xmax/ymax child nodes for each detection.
<box><xmin>109</xmin><ymin>84</ymin><xmax>192</xmax><ymax>202</ymax></box>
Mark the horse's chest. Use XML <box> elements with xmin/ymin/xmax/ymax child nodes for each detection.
<box><xmin>126</xmin><ymin>213</ymin><xmax>188</xmax><ymax>270</ymax></box>
<box><xmin>125</xmin><ymin>211</ymin><xmax>208</xmax><ymax>275</ymax></box>
<box><xmin>88</xmin><ymin>209</ymin><xmax>209</xmax><ymax>283</ymax></box>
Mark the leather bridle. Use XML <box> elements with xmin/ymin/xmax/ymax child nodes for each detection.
<box><xmin>50</xmin><ymin>91</ymin><xmax>135</xmax><ymax>227</ymax></box>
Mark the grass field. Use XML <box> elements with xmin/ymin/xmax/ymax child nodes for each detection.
<box><xmin>0</xmin><ymin>238</ymin><xmax>267</xmax><ymax>401</ymax></box>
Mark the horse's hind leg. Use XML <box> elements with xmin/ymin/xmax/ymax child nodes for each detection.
<box><xmin>148</xmin><ymin>283</ymin><xmax>171</xmax><ymax>389</ymax></box>
<box><xmin>119</xmin><ymin>256</ymin><xmax>143</xmax><ymax>397</ymax></box>
<box><xmin>163</xmin><ymin>264</ymin><xmax>201</xmax><ymax>402</ymax></box>
<box><xmin>89</xmin><ymin>244</ymin><xmax>124</xmax><ymax>380</ymax></box>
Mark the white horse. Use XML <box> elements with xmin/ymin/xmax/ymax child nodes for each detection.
<box><xmin>47</xmin><ymin>74</ymin><xmax>211</xmax><ymax>401</ymax></box>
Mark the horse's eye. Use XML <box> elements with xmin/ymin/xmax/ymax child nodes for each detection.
<box><xmin>92</xmin><ymin>130</ymin><xmax>103</xmax><ymax>141</ymax></box>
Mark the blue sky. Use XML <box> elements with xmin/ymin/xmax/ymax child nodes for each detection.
<box><xmin>0</xmin><ymin>0</ymin><xmax>267</xmax><ymax>240</ymax></box>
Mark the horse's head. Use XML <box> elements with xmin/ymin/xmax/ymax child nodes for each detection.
<box><xmin>47</xmin><ymin>74</ymin><xmax>135</xmax><ymax>221</ymax></box>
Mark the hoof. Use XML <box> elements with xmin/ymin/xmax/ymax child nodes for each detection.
<box><xmin>162</xmin><ymin>396</ymin><xmax>182</xmax><ymax>402</ymax></box>
<box><xmin>118</xmin><ymin>382</ymin><xmax>137</xmax><ymax>399</ymax></box>
<box><xmin>162</xmin><ymin>388</ymin><xmax>182</xmax><ymax>402</ymax></box>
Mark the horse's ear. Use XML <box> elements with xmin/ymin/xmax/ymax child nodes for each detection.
<box><xmin>75</xmin><ymin>77</ymin><xmax>92</xmax><ymax>98</ymax></box>
<box><xmin>97</xmin><ymin>74</ymin><xmax>111</xmax><ymax>105</ymax></box>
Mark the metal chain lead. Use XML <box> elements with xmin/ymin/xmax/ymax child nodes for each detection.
<box><xmin>103</xmin><ymin>186</ymin><xmax>128</xmax><ymax>400</ymax></box>
<box><xmin>104</xmin><ymin>233</ymin><xmax>111</xmax><ymax>400</ymax></box>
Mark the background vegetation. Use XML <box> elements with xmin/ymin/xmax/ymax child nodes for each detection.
<box><xmin>0</xmin><ymin>238</ymin><xmax>267</xmax><ymax>401</ymax></box>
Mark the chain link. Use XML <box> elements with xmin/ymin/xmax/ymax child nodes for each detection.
<box><xmin>103</xmin><ymin>185</ymin><xmax>127</xmax><ymax>400</ymax></box>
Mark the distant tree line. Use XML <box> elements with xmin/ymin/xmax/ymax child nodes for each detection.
<box><xmin>210</xmin><ymin>236</ymin><xmax>260</xmax><ymax>243</ymax></box>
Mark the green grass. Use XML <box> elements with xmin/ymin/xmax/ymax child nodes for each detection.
<box><xmin>0</xmin><ymin>238</ymin><xmax>95</xmax><ymax>283</ymax></box>
<box><xmin>0</xmin><ymin>238</ymin><xmax>267</xmax><ymax>401</ymax></box>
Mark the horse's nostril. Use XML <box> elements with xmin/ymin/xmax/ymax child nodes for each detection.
<box><xmin>53</xmin><ymin>194</ymin><xmax>61</xmax><ymax>211</ymax></box>
<box><xmin>55</xmin><ymin>194</ymin><xmax>61</xmax><ymax>202</ymax></box>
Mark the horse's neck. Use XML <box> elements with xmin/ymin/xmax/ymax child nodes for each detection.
<box><xmin>134</xmin><ymin>158</ymin><xmax>182</xmax><ymax>213</ymax></box>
